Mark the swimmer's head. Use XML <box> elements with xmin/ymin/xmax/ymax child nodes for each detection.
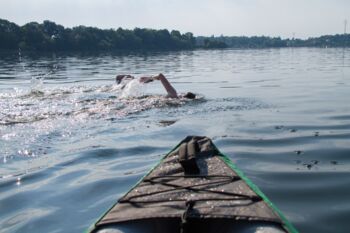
<box><xmin>183</xmin><ymin>92</ymin><xmax>196</xmax><ymax>99</ymax></box>
<box><xmin>116</xmin><ymin>75</ymin><xmax>124</xmax><ymax>84</ymax></box>
<box><xmin>116</xmin><ymin>75</ymin><xmax>134</xmax><ymax>84</ymax></box>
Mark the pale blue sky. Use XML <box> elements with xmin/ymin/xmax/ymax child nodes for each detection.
<box><xmin>0</xmin><ymin>0</ymin><xmax>349</xmax><ymax>38</ymax></box>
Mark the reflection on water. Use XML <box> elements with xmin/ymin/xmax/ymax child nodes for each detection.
<box><xmin>0</xmin><ymin>48</ymin><xmax>350</xmax><ymax>233</ymax></box>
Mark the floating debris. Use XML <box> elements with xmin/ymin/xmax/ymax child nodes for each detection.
<box><xmin>311</xmin><ymin>160</ymin><xmax>319</xmax><ymax>165</ymax></box>
<box><xmin>298</xmin><ymin>160</ymin><xmax>319</xmax><ymax>170</ymax></box>
<box><xmin>158</xmin><ymin>120</ymin><xmax>177</xmax><ymax>127</ymax></box>
<box><xmin>294</xmin><ymin>150</ymin><xmax>303</xmax><ymax>155</ymax></box>
<box><xmin>304</xmin><ymin>164</ymin><xmax>313</xmax><ymax>170</ymax></box>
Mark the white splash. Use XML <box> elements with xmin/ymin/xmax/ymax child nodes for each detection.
<box><xmin>119</xmin><ymin>79</ymin><xmax>145</xmax><ymax>98</ymax></box>
<box><xmin>30</xmin><ymin>77</ymin><xmax>44</xmax><ymax>94</ymax></box>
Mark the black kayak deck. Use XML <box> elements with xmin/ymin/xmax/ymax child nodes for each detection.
<box><xmin>90</xmin><ymin>136</ymin><xmax>298</xmax><ymax>233</ymax></box>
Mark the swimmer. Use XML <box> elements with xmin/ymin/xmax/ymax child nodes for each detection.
<box><xmin>116</xmin><ymin>73</ymin><xmax>196</xmax><ymax>99</ymax></box>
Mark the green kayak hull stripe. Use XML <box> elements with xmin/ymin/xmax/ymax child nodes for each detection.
<box><xmin>217</xmin><ymin>151</ymin><xmax>298</xmax><ymax>233</ymax></box>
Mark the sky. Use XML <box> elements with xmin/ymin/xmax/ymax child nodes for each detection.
<box><xmin>0</xmin><ymin>0</ymin><xmax>349</xmax><ymax>39</ymax></box>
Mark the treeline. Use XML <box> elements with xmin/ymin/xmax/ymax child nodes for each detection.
<box><xmin>197</xmin><ymin>34</ymin><xmax>350</xmax><ymax>48</ymax></box>
<box><xmin>1</xmin><ymin>18</ymin><xmax>350</xmax><ymax>51</ymax></box>
<box><xmin>197</xmin><ymin>36</ymin><xmax>286</xmax><ymax>48</ymax></box>
<box><xmin>0</xmin><ymin>19</ymin><xmax>195</xmax><ymax>51</ymax></box>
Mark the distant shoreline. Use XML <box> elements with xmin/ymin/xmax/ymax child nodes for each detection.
<box><xmin>1</xmin><ymin>18</ymin><xmax>349</xmax><ymax>52</ymax></box>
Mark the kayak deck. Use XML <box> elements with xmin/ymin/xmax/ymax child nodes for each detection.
<box><xmin>90</xmin><ymin>136</ymin><xmax>297</xmax><ymax>233</ymax></box>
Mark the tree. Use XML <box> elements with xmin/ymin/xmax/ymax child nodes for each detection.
<box><xmin>0</xmin><ymin>19</ymin><xmax>21</xmax><ymax>49</ymax></box>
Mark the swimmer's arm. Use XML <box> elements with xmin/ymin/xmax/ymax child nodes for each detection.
<box><xmin>139</xmin><ymin>76</ymin><xmax>154</xmax><ymax>83</ymax></box>
<box><xmin>154</xmin><ymin>73</ymin><xmax>178</xmax><ymax>98</ymax></box>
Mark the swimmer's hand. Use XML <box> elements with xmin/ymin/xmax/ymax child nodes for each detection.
<box><xmin>139</xmin><ymin>76</ymin><xmax>154</xmax><ymax>83</ymax></box>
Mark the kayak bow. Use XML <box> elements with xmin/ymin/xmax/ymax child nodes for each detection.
<box><xmin>89</xmin><ymin>136</ymin><xmax>298</xmax><ymax>233</ymax></box>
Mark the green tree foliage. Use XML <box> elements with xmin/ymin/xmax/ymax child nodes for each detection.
<box><xmin>197</xmin><ymin>34</ymin><xmax>350</xmax><ymax>49</ymax></box>
<box><xmin>0</xmin><ymin>19</ymin><xmax>195</xmax><ymax>51</ymax></box>
<box><xmin>197</xmin><ymin>36</ymin><xmax>286</xmax><ymax>48</ymax></box>
<box><xmin>0</xmin><ymin>19</ymin><xmax>21</xmax><ymax>49</ymax></box>
<box><xmin>203</xmin><ymin>39</ymin><xmax>228</xmax><ymax>48</ymax></box>
<box><xmin>1</xmin><ymin>18</ymin><xmax>349</xmax><ymax>51</ymax></box>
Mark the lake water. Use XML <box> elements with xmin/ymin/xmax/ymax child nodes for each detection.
<box><xmin>0</xmin><ymin>48</ymin><xmax>349</xmax><ymax>233</ymax></box>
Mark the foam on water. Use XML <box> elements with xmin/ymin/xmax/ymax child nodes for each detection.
<box><xmin>30</xmin><ymin>77</ymin><xmax>44</xmax><ymax>94</ymax></box>
<box><xmin>0</xmin><ymin>79</ymin><xmax>204</xmax><ymax>165</ymax></box>
<box><xmin>119</xmin><ymin>79</ymin><xmax>145</xmax><ymax>98</ymax></box>
<box><xmin>0</xmin><ymin>75</ymin><xmax>262</xmax><ymax>167</ymax></box>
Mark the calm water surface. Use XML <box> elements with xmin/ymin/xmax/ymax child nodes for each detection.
<box><xmin>0</xmin><ymin>48</ymin><xmax>349</xmax><ymax>233</ymax></box>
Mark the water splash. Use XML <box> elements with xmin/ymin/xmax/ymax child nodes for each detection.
<box><xmin>119</xmin><ymin>79</ymin><xmax>145</xmax><ymax>98</ymax></box>
<box><xmin>0</xmin><ymin>82</ymin><xmax>194</xmax><ymax>164</ymax></box>
<box><xmin>30</xmin><ymin>77</ymin><xmax>44</xmax><ymax>94</ymax></box>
